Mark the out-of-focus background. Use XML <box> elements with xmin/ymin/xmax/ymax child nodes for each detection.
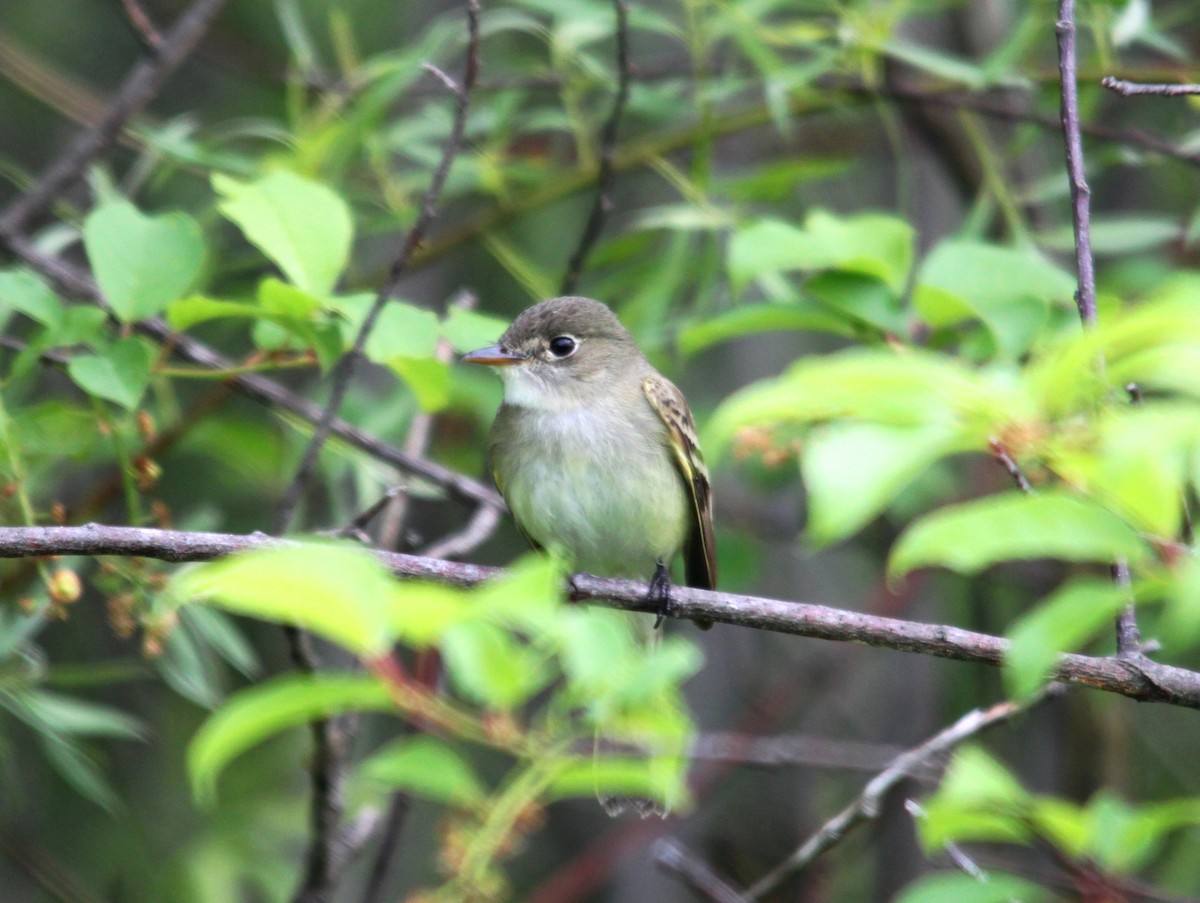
<box><xmin>3</xmin><ymin>0</ymin><xmax>1200</xmax><ymax>900</ymax></box>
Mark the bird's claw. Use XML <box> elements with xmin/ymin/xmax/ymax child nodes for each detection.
<box><xmin>648</xmin><ymin>560</ymin><xmax>672</xmax><ymax>629</ymax></box>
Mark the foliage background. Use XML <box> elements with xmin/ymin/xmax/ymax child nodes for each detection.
<box><xmin>2</xmin><ymin>0</ymin><xmax>1200</xmax><ymax>900</ymax></box>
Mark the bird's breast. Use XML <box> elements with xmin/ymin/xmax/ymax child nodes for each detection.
<box><xmin>493</xmin><ymin>403</ymin><xmax>687</xmax><ymax>579</ymax></box>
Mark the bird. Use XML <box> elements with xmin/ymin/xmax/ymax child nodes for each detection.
<box><xmin>462</xmin><ymin>295</ymin><xmax>716</xmax><ymax>631</ymax></box>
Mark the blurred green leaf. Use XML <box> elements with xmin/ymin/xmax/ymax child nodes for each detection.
<box><xmin>915</xmin><ymin>240</ymin><xmax>1074</xmax><ymax>357</ymax></box>
<box><xmin>214</xmin><ymin>170</ymin><xmax>352</xmax><ymax>296</ymax></box>
<box><xmin>441</xmin><ymin>620</ymin><xmax>552</xmax><ymax>709</ymax></box>
<box><xmin>0</xmin><ymin>268</ymin><xmax>63</xmax><ymax>329</ymax></box>
<box><xmin>729</xmin><ymin>211</ymin><xmax>914</xmax><ymax>293</ymax></box>
<box><xmin>360</xmin><ymin>736</ymin><xmax>487</xmax><ymax>807</ymax></box>
<box><xmin>894</xmin><ymin>872</ymin><xmax>1047</xmax><ymax>903</ymax></box>
<box><xmin>677</xmin><ymin>302</ymin><xmax>846</xmax><ymax>356</ymax></box>
<box><xmin>66</xmin><ymin>336</ymin><xmax>154</xmax><ymax>409</ymax></box>
<box><xmin>804</xmin><ymin>423</ymin><xmax>961</xmax><ymax>544</ymax></box>
<box><xmin>889</xmin><ymin>491</ymin><xmax>1149</xmax><ymax>579</ymax></box>
<box><xmin>442</xmin><ymin>307</ymin><xmax>509</xmax><ymax>353</ymax></box>
<box><xmin>1004</xmin><ymin>580</ymin><xmax>1128</xmax><ymax>699</ymax></box>
<box><xmin>83</xmin><ymin>199</ymin><xmax>205</xmax><ymax>322</ymax></box>
<box><xmin>188</xmin><ymin>674</ymin><xmax>394</xmax><ymax>803</ymax></box>
<box><xmin>171</xmin><ymin>542</ymin><xmax>397</xmax><ymax>656</ymax></box>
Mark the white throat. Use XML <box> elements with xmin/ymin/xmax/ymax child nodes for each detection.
<box><xmin>500</xmin><ymin>366</ymin><xmax>587</xmax><ymax>411</ymax></box>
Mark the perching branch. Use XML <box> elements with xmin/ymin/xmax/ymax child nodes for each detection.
<box><xmin>0</xmin><ymin>0</ymin><xmax>229</xmax><ymax>236</ymax></box>
<box><xmin>1101</xmin><ymin>77</ymin><xmax>1200</xmax><ymax>97</ymax></box>
<box><xmin>559</xmin><ymin>0</ymin><xmax>631</xmax><ymax>296</ymax></box>
<box><xmin>742</xmin><ymin>699</ymin><xmax>1033</xmax><ymax>900</ymax></box>
<box><xmin>4</xmin><ymin>524</ymin><xmax>1200</xmax><ymax>708</ymax></box>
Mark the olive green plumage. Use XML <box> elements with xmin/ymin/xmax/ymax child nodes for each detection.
<box><xmin>464</xmin><ymin>296</ymin><xmax>717</xmax><ymax>605</ymax></box>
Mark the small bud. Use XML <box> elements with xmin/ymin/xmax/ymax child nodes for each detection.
<box><xmin>48</xmin><ymin>569</ymin><xmax>82</xmax><ymax>604</ymax></box>
<box><xmin>133</xmin><ymin>457</ymin><xmax>161</xmax><ymax>492</ymax></box>
<box><xmin>50</xmin><ymin>502</ymin><xmax>67</xmax><ymax>524</ymax></box>
<box><xmin>150</xmin><ymin>500</ymin><xmax>172</xmax><ymax>528</ymax></box>
<box><xmin>136</xmin><ymin>411</ymin><xmax>157</xmax><ymax>443</ymax></box>
<box><xmin>0</xmin><ymin>483</ymin><xmax>16</xmax><ymax>499</ymax></box>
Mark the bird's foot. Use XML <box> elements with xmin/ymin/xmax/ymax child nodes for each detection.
<box><xmin>649</xmin><ymin>559</ymin><xmax>672</xmax><ymax>629</ymax></box>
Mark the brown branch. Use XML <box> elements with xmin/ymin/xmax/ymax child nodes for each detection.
<box><xmin>559</xmin><ymin>0</ymin><xmax>631</xmax><ymax>296</ymax></box>
<box><xmin>1101</xmin><ymin>77</ymin><xmax>1200</xmax><ymax>97</ymax></box>
<box><xmin>988</xmin><ymin>437</ymin><xmax>1032</xmax><ymax>494</ymax></box>
<box><xmin>0</xmin><ymin>0</ymin><xmax>229</xmax><ymax>236</ymax></box>
<box><xmin>1057</xmin><ymin>2</ymin><xmax>1144</xmax><ymax>660</ymax></box>
<box><xmin>743</xmin><ymin>699</ymin><xmax>1032</xmax><ymax>900</ymax></box>
<box><xmin>653</xmin><ymin>839</ymin><xmax>749</xmax><ymax>903</ymax></box>
<box><xmin>118</xmin><ymin>0</ymin><xmax>164</xmax><ymax>50</ymax></box>
<box><xmin>3</xmin><ymin>524</ymin><xmax>1200</xmax><ymax>708</ymax></box>
<box><xmin>273</xmin><ymin>0</ymin><xmax>481</xmax><ymax>534</ymax></box>
<box><xmin>1055</xmin><ymin>0</ymin><xmax>1098</xmax><ymax>329</ymax></box>
<box><xmin>0</xmin><ymin>235</ymin><xmax>504</xmax><ymax>513</ymax></box>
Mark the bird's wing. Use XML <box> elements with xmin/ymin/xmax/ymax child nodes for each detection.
<box><xmin>642</xmin><ymin>374</ymin><xmax>717</xmax><ymax>591</ymax></box>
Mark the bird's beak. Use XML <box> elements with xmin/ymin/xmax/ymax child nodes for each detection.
<box><xmin>462</xmin><ymin>343</ymin><xmax>525</xmax><ymax>366</ymax></box>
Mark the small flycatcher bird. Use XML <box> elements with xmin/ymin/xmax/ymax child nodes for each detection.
<box><xmin>463</xmin><ymin>296</ymin><xmax>716</xmax><ymax>627</ymax></box>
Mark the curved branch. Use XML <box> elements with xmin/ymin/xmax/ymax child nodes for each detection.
<box><xmin>0</xmin><ymin>0</ymin><xmax>230</xmax><ymax>235</ymax></box>
<box><xmin>3</xmin><ymin>524</ymin><xmax>1199</xmax><ymax>709</ymax></box>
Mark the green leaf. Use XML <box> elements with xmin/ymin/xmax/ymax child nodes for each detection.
<box><xmin>20</xmin><ymin>690</ymin><xmax>145</xmax><ymax>740</ymax></box>
<box><xmin>83</xmin><ymin>199</ymin><xmax>205</xmax><ymax>321</ymax></box>
<box><xmin>729</xmin><ymin>211</ymin><xmax>914</xmax><ymax>293</ymax></box>
<box><xmin>0</xmin><ymin>268</ymin><xmax>63</xmax><ymax>329</ymax></box>
<box><xmin>66</xmin><ymin>336</ymin><xmax>154</xmax><ymax>409</ymax></box>
<box><xmin>441</xmin><ymin>620</ymin><xmax>551</xmax><ymax>709</ymax></box>
<box><xmin>442</xmin><ymin>307</ymin><xmax>510</xmax><ymax>354</ymax></box>
<box><xmin>806</xmin><ymin>271</ymin><xmax>908</xmax><ymax>335</ymax></box>
<box><xmin>1004</xmin><ymin>580</ymin><xmax>1129</xmax><ymax>699</ymax></box>
<box><xmin>706</xmin><ymin>349</ymin><xmax>1021</xmax><ymax>459</ymax></box>
<box><xmin>387</xmin><ymin>357</ymin><xmax>452</xmax><ymax>411</ymax></box>
<box><xmin>918</xmin><ymin>746</ymin><xmax>1033</xmax><ymax>850</ymax></box>
<box><xmin>889</xmin><ymin>491</ymin><xmax>1149</xmax><ymax>580</ymax></box>
<box><xmin>167</xmin><ymin>296</ymin><xmax>265</xmax><ymax>331</ymax></box>
<box><xmin>894</xmin><ymin>872</ymin><xmax>1047</xmax><ymax>903</ymax></box>
<box><xmin>804</xmin><ymin>424</ymin><xmax>961</xmax><ymax>544</ymax></box>
<box><xmin>188</xmin><ymin>673</ymin><xmax>394</xmax><ymax>803</ymax></box>
<box><xmin>360</xmin><ymin>736</ymin><xmax>487</xmax><ymax>807</ymax></box>
<box><xmin>171</xmin><ymin>541</ymin><xmax>397</xmax><ymax>656</ymax></box>
<box><xmin>1107</xmin><ymin>797</ymin><xmax>1200</xmax><ymax>873</ymax></box>
<box><xmin>214</xmin><ymin>170</ymin><xmax>352</xmax><ymax>296</ymax></box>
<box><xmin>545</xmin><ymin>756</ymin><xmax>668</xmax><ymax>802</ymax></box>
<box><xmin>915</xmin><ymin>240</ymin><xmax>1075</xmax><ymax>357</ymax></box>
<box><xmin>1037</xmin><ymin>215</ymin><xmax>1180</xmax><ymax>255</ymax></box>
<box><xmin>677</xmin><ymin>302</ymin><xmax>847</xmax><ymax>356</ymax></box>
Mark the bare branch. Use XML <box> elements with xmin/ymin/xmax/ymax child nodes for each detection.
<box><xmin>419</xmin><ymin>503</ymin><xmax>503</xmax><ymax>560</ymax></box>
<box><xmin>1101</xmin><ymin>76</ymin><xmax>1200</xmax><ymax>97</ymax></box>
<box><xmin>0</xmin><ymin>235</ymin><xmax>504</xmax><ymax>512</ymax></box>
<box><xmin>1057</xmin><ymin>1</ymin><xmax>1143</xmax><ymax>659</ymax></box>
<box><xmin>559</xmin><ymin>0</ymin><xmax>631</xmax><ymax>296</ymax></box>
<box><xmin>988</xmin><ymin>437</ymin><xmax>1033</xmax><ymax>494</ymax></box>
<box><xmin>118</xmin><ymin>0</ymin><xmax>164</xmax><ymax>50</ymax></box>
<box><xmin>0</xmin><ymin>0</ymin><xmax>229</xmax><ymax>236</ymax></box>
<box><xmin>274</xmin><ymin>0</ymin><xmax>481</xmax><ymax>534</ymax></box>
<box><xmin>1055</xmin><ymin>0</ymin><xmax>1098</xmax><ymax>329</ymax></box>
<box><xmin>653</xmin><ymin>839</ymin><xmax>749</xmax><ymax>903</ymax></box>
<box><xmin>743</xmin><ymin>699</ymin><xmax>1033</xmax><ymax>900</ymax></box>
<box><xmin>3</xmin><ymin>524</ymin><xmax>1200</xmax><ymax>708</ymax></box>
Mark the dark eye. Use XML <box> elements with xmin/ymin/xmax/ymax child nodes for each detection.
<box><xmin>548</xmin><ymin>335</ymin><xmax>577</xmax><ymax>358</ymax></box>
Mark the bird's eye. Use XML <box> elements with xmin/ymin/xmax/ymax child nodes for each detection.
<box><xmin>548</xmin><ymin>335</ymin><xmax>577</xmax><ymax>358</ymax></box>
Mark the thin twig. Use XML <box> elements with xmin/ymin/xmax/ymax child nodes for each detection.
<box><xmin>274</xmin><ymin>6</ymin><xmax>479</xmax><ymax>900</ymax></box>
<box><xmin>653</xmin><ymin>839</ymin><xmax>750</xmax><ymax>903</ymax></box>
<box><xmin>377</xmin><ymin>290</ymin><xmax>477</xmax><ymax>550</ymax></box>
<box><xmin>743</xmin><ymin>699</ymin><xmax>1033</xmax><ymax>900</ymax></box>
<box><xmin>420</xmin><ymin>503</ymin><xmax>503</xmax><ymax>560</ymax></box>
<box><xmin>118</xmin><ymin>0</ymin><xmax>164</xmax><ymax>49</ymax></box>
<box><xmin>689</xmin><ymin>732</ymin><xmax>922</xmax><ymax>775</ymax></box>
<box><xmin>1101</xmin><ymin>77</ymin><xmax>1200</xmax><ymax>97</ymax></box>
<box><xmin>274</xmin><ymin>0</ymin><xmax>481</xmax><ymax>534</ymax></box>
<box><xmin>987</xmin><ymin>437</ymin><xmax>1032</xmax><ymax>493</ymax></box>
<box><xmin>0</xmin><ymin>0</ymin><xmax>229</xmax><ymax>236</ymax></box>
<box><xmin>559</xmin><ymin>0</ymin><xmax>631</xmax><ymax>296</ymax></box>
<box><xmin>1055</xmin><ymin>0</ymin><xmax>1098</xmax><ymax>328</ymax></box>
<box><xmin>0</xmin><ymin>235</ymin><xmax>504</xmax><ymax>512</ymax></box>
<box><xmin>3</xmin><ymin>525</ymin><xmax>1200</xmax><ymax>708</ymax></box>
